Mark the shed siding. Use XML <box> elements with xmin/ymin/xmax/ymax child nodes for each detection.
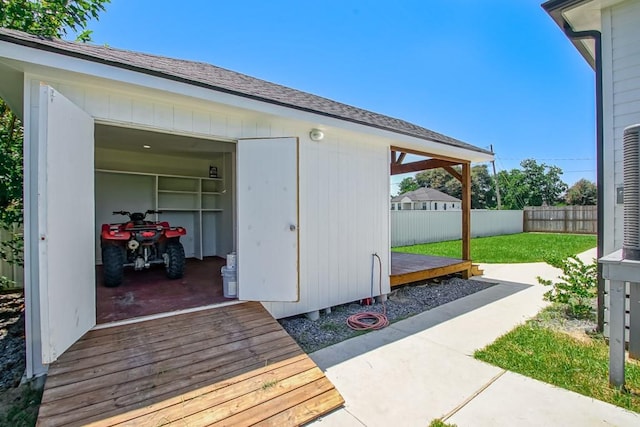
<box><xmin>263</xmin><ymin>137</ymin><xmax>391</xmax><ymax>318</ymax></box>
<box><xmin>609</xmin><ymin>1</ymin><xmax>640</xmax><ymax>251</ymax></box>
<box><xmin>26</xmin><ymin>75</ymin><xmax>391</xmax><ymax>320</ymax></box>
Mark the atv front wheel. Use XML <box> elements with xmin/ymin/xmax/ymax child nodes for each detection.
<box><xmin>102</xmin><ymin>245</ymin><xmax>124</xmax><ymax>287</ymax></box>
<box><xmin>166</xmin><ymin>241</ymin><xmax>185</xmax><ymax>279</ymax></box>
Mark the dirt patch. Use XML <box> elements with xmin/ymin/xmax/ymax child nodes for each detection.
<box><xmin>0</xmin><ymin>291</ymin><xmax>42</xmax><ymax>425</ymax></box>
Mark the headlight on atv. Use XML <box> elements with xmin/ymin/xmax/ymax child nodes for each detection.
<box><xmin>127</xmin><ymin>239</ymin><xmax>140</xmax><ymax>250</ymax></box>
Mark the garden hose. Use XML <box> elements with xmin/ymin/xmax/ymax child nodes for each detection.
<box><xmin>347</xmin><ymin>253</ymin><xmax>389</xmax><ymax>330</ymax></box>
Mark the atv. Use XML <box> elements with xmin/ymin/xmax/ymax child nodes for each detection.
<box><xmin>100</xmin><ymin>210</ymin><xmax>187</xmax><ymax>287</ymax></box>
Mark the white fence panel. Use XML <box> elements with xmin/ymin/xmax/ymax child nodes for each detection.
<box><xmin>391</xmin><ymin>210</ymin><xmax>523</xmax><ymax>247</ymax></box>
<box><xmin>0</xmin><ymin>225</ymin><xmax>24</xmax><ymax>288</ymax></box>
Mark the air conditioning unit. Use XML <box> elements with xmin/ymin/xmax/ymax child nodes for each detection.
<box><xmin>623</xmin><ymin>124</ymin><xmax>640</xmax><ymax>260</ymax></box>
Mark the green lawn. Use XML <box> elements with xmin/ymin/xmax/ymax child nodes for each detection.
<box><xmin>392</xmin><ymin>233</ymin><xmax>596</xmax><ymax>263</ymax></box>
<box><xmin>475</xmin><ymin>312</ymin><xmax>640</xmax><ymax>413</ymax></box>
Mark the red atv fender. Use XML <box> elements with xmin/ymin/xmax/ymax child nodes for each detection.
<box><xmin>165</xmin><ymin>226</ymin><xmax>187</xmax><ymax>239</ymax></box>
<box><xmin>101</xmin><ymin>224</ymin><xmax>131</xmax><ymax>241</ymax></box>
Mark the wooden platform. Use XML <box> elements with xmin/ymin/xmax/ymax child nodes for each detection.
<box><xmin>390</xmin><ymin>252</ymin><xmax>472</xmax><ymax>287</ymax></box>
<box><xmin>37</xmin><ymin>302</ymin><xmax>344</xmax><ymax>426</ymax></box>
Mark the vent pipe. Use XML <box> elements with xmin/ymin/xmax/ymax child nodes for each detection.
<box><xmin>623</xmin><ymin>124</ymin><xmax>640</xmax><ymax>260</ymax></box>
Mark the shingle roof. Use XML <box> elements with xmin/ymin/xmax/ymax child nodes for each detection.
<box><xmin>0</xmin><ymin>28</ymin><xmax>492</xmax><ymax>156</ymax></box>
<box><xmin>391</xmin><ymin>187</ymin><xmax>460</xmax><ymax>203</ymax></box>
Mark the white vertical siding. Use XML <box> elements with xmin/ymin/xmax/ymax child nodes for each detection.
<box><xmin>263</xmin><ymin>137</ymin><xmax>391</xmax><ymax>319</ymax></box>
<box><xmin>608</xmin><ymin>1</ymin><xmax>640</xmax><ymax>251</ymax></box>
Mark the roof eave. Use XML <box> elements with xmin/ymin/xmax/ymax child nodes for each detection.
<box><xmin>542</xmin><ymin>0</ymin><xmax>596</xmax><ymax>69</ymax></box>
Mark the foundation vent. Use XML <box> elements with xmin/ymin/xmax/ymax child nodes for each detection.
<box><xmin>623</xmin><ymin>124</ymin><xmax>640</xmax><ymax>260</ymax></box>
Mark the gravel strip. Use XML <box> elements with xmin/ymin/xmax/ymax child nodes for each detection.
<box><xmin>0</xmin><ymin>293</ymin><xmax>25</xmax><ymax>390</ymax></box>
<box><xmin>279</xmin><ymin>277</ymin><xmax>495</xmax><ymax>353</ymax></box>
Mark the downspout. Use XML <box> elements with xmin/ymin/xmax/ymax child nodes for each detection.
<box><xmin>562</xmin><ymin>21</ymin><xmax>604</xmax><ymax>332</ymax></box>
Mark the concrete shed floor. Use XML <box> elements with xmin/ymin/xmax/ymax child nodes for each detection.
<box><xmin>95</xmin><ymin>256</ymin><xmax>234</xmax><ymax>324</ymax></box>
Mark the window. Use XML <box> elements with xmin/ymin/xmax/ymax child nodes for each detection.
<box><xmin>398</xmin><ymin>204</ymin><xmax>402</xmax><ymax>211</ymax></box>
<box><xmin>444</xmin><ymin>204</ymin><xmax>447</xmax><ymax>211</ymax></box>
<box><xmin>434</xmin><ymin>202</ymin><xmax>438</xmax><ymax>210</ymax></box>
<box><xmin>422</xmin><ymin>202</ymin><xmax>427</xmax><ymax>210</ymax></box>
<box><xmin>391</xmin><ymin>204</ymin><xmax>395</xmax><ymax>210</ymax></box>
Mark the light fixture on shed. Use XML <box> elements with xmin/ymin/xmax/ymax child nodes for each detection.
<box><xmin>309</xmin><ymin>128</ymin><xmax>324</xmax><ymax>141</ymax></box>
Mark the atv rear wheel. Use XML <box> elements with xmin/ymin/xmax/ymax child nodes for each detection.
<box><xmin>166</xmin><ymin>241</ymin><xmax>185</xmax><ymax>279</ymax></box>
<box><xmin>102</xmin><ymin>245</ymin><xmax>124</xmax><ymax>287</ymax></box>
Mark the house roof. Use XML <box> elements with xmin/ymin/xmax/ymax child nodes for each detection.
<box><xmin>0</xmin><ymin>28</ymin><xmax>493</xmax><ymax>157</ymax></box>
<box><xmin>391</xmin><ymin>187</ymin><xmax>461</xmax><ymax>203</ymax></box>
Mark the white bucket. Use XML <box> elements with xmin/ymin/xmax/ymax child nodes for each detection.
<box><xmin>226</xmin><ymin>252</ymin><xmax>237</xmax><ymax>270</ymax></box>
<box><xmin>221</xmin><ymin>266</ymin><xmax>237</xmax><ymax>298</ymax></box>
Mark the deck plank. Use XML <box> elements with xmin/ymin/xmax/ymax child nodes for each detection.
<box><xmin>390</xmin><ymin>252</ymin><xmax>472</xmax><ymax>286</ymax></box>
<box><xmin>37</xmin><ymin>302</ymin><xmax>343</xmax><ymax>427</ymax></box>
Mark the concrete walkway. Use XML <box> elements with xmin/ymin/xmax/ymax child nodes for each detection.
<box><xmin>309</xmin><ymin>248</ymin><xmax>640</xmax><ymax>426</ymax></box>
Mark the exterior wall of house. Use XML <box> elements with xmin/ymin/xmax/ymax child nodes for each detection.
<box><xmin>23</xmin><ymin>72</ymin><xmax>391</xmax><ymax>322</ymax></box>
<box><xmin>602</xmin><ymin>0</ymin><xmax>640</xmax><ymax>254</ymax></box>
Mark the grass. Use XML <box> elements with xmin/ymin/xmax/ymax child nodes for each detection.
<box><xmin>475</xmin><ymin>308</ymin><xmax>640</xmax><ymax>413</ymax></box>
<box><xmin>0</xmin><ymin>384</ymin><xmax>43</xmax><ymax>427</ymax></box>
<box><xmin>393</xmin><ymin>232</ymin><xmax>596</xmax><ymax>263</ymax></box>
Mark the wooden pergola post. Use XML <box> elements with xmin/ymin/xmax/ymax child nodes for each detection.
<box><xmin>461</xmin><ymin>162</ymin><xmax>471</xmax><ymax>261</ymax></box>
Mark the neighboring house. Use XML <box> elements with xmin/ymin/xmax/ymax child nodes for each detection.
<box><xmin>391</xmin><ymin>187</ymin><xmax>461</xmax><ymax>211</ymax></box>
<box><xmin>0</xmin><ymin>28</ymin><xmax>492</xmax><ymax>379</ymax></box>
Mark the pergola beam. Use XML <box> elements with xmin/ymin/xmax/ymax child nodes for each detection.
<box><xmin>391</xmin><ymin>158</ymin><xmax>460</xmax><ymax>175</ymax></box>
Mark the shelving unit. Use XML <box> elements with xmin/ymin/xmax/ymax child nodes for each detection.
<box><xmin>96</xmin><ymin>166</ymin><xmax>227</xmax><ymax>260</ymax></box>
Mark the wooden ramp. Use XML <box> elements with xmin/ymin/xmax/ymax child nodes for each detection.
<box><xmin>37</xmin><ymin>302</ymin><xmax>344</xmax><ymax>426</ymax></box>
<box><xmin>391</xmin><ymin>252</ymin><xmax>472</xmax><ymax>287</ymax></box>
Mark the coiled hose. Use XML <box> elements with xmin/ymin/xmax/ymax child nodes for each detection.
<box><xmin>346</xmin><ymin>253</ymin><xmax>389</xmax><ymax>330</ymax></box>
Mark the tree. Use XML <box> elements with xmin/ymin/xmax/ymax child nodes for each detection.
<box><xmin>566</xmin><ymin>179</ymin><xmax>597</xmax><ymax>205</ymax></box>
<box><xmin>497</xmin><ymin>159</ymin><xmax>568</xmax><ymax>209</ymax></box>
<box><xmin>0</xmin><ymin>0</ymin><xmax>110</xmax><ymax>285</ymax></box>
<box><xmin>397</xmin><ymin>177</ymin><xmax>419</xmax><ymax>195</ymax></box>
<box><xmin>413</xmin><ymin>164</ymin><xmax>497</xmax><ymax>209</ymax></box>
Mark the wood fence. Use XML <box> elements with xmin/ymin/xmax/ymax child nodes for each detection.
<box><xmin>523</xmin><ymin>206</ymin><xmax>597</xmax><ymax>234</ymax></box>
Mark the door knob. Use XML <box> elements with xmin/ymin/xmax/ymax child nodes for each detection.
<box><xmin>290</xmin><ymin>224</ymin><xmax>296</xmax><ymax>231</ymax></box>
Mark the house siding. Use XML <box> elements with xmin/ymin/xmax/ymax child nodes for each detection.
<box><xmin>605</xmin><ymin>0</ymin><xmax>640</xmax><ymax>252</ymax></box>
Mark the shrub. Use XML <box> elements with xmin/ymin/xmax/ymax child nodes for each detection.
<box><xmin>537</xmin><ymin>255</ymin><xmax>597</xmax><ymax>319</ymax></box>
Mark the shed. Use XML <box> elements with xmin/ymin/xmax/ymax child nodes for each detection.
<box><xmin>0</xmin><ymin>28</ymin><xmax>493</xmax><ymax>379</ymax></box>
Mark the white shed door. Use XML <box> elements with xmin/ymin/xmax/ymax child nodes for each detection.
<box><xmin>38</xmin><ymin>86</ymin><xmax>96</xmax><ymax>363</ymax></box>
<box><xmin>237</xmin><ymin>137</ymin><xmax>299</xmax><ymax>301</ymax></box>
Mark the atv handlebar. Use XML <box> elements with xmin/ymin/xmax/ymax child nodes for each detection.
<box><xmin>112</xmin><ymin>210</ymin><xmax>163</xmax><ymax>218</ymax></box>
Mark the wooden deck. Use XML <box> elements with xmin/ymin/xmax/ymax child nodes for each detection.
<box><xmin>37</xmin><ymin>302</ymin><xmax>344</xmax><ymax>426</ymax></box>
<box><xmin>390</xmin><ymin>252</ymin><xmax>473</xmax><ymax>287</ymax></box>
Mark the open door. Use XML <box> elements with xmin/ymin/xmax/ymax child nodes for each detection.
<box><xmin>237</xmin><ymin>137</ymin><xmax>299</xmax><ymax>301</ymax></box>
<box><xmin>38</xmin><ymin>86</ymin><xmax>96</xmax><ymax>363</ymax></box>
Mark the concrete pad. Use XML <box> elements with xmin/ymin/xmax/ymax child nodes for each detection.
<box><xmin>311</xmin><ymin>336</ymin><xmax>502</xmax><ymax>427</ymax></box>
<box><xmin>310</xmin><ymin>407</ymin><xmax>366</xmax><ymax>426</ymax></box>
<box><xmin>387</xmin><ymin>282</ymin><xmax>538</xmax><ymax>354</ymax></box>
<box><xmin>448</xmin><ymin>370</ymin><xmax>640</xmax><ymax>427</ymax></box>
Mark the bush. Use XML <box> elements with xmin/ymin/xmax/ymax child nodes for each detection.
<box><xmin>537</xmin><ymin>255</ymin><xmax>597</xmax><ymax>319</ymax></box>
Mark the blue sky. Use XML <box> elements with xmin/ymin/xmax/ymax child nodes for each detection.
<box><xmin>73</xmin><ymin>0</ymin><xmax>596</xmax><ymax>193</ymax></box>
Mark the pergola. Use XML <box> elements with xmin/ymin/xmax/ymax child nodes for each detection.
<box><xmin>390</xmin><ymin>146</ymin><xmax>472</xmax><ymax>261</ymax></box>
